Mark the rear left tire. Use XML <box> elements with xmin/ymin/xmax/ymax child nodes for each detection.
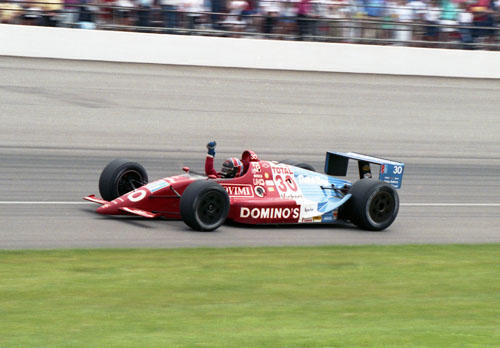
<box><xmin>344</xmin><ymin>179</ymin><xmax>399</xmax><ymax>231</ymax></box>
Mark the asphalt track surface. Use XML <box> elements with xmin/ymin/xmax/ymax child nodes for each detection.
<box><xmin>1</xmin><ymin>56</ymin><xmax>499</xmax><ymax>249</ymax></box>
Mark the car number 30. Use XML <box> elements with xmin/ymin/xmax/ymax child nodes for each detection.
<box><xmin>275</xmin><ymin>175</ymin><xmax>298</xmax><ymax>192</ymax></box>
<box><xmin>393</xmin><ymin>166</ymin><xmax>403</xmax><ymax>174</ymax></box>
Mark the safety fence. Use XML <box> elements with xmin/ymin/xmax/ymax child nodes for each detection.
<box><xmin>1</xmin><ymin>1</ymin><xmax>499</xmax><ymax>50</ymax></box>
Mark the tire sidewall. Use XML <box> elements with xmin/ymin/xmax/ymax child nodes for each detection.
<box><xmin>180</xmin><ymin>180</ymin><xmax>230</xmax><ymax>231</ymax></box>
<box><xmin>362</xmin><ymin>184</ymin><xmax>399</xmax><ymax>231</ymax></box>
<box><xmin>347</xmin><ymin>179</ymin><xmax>399</xmax><ymax>231</ymax></box>
<box><xmin>279</xmin><ymin>159</ymin><xmax>316</xmax><ymax>172</ymax></box>
<box><xmin>99</xmin><ymin>159</ymin><xmax>148</xmax><ymax>201</ymax></box>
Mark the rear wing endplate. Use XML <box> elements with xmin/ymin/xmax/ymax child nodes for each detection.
<box><xmin>325</xmin><ymin>152</ymin><xmax>405</xmax><ymax>189</ymax></box>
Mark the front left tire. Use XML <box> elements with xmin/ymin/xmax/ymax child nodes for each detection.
<box><xmin>99</xmin><ymin>159</ymin><xmax>148</xmax><ymax>201</ymax></box>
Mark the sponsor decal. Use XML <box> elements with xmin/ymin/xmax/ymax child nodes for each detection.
<box><xmin>271</xmin><ymin>164</ymin><xmax>302</xmax><ymax>200</ymax></box>
<box><xmin>262</xmin><ymin>162</ymin><xmax>270</xmax><ymax>168</ymax></box>
<box><xmin>321</xmin><ymin>211</ymin><xmax>335</xmax><ymax>222</ymax></box>
<box><xmin>253</xmin><ymin>173</ymin><xmax>263</xmax><ymax>178</ymax></box>
<box><xmin>280</xmin><ymin>192</ymin><xmax>303</xmax><ymax>200</ymax></box>
<box><xmin>251</xmin><ymin>163</ymin><xmax>261</xmax><ymax>173</ymax></box>
<box><xmin>271</xmin><ymin>166</ymin><xmax>294</xmax><ymax>175</ymax></box>
<box><xmin>265</xmin><ymin>180</ymin><xmax>275</xmax><ymax>186</ymax></box>
<box><xmin>240</xmin><ymin>207</ymin><xmax>300</xmax><ymax>220</ymax></box>
<box><xmin>301</xmin><ymin>216</ymin><xmax>321</xmax><ymax>223</ymax></box>
<box><xmin>296</xmin><ymin>175</ymin><xmax>329</xmax><ymax>186</ymax></box>
<box><xmin>268</xmin><ymin>187</ymin><xmax>275</xmax><ymax>192</ymax></box>
<box><xmin>146</xmin><ymin>180</ymin><xmax>170</xmax><ymax>193</ymax></box>
<box><xmin>254</xmin><ymin>186</ymin><xmax>265</xmax><ymax>198</ymax></box>
<box><xmin>381</xmin><ymin>164</ymin><xmax>387</xmax><ymax>174</ymax></box>
<box><xmin>128</xmin><ymin>189</ymin><xmax>147</xmax><ymax>202</ymax></box>
<box><xmin>381</xmin><ymin>178</ymin><xmax>401</xmax><ymax>186</ymax></box>
<box><xmin>222</xmin><ymin>184</ymin><xmax>254</xmax><ymax>197</ymax></box>
<box><xmin>264</xmin><ymin>173</ymin><xmax>270</xmax><ymax>179</ymax></box>
<box><xmin>253</xmin><ymin>178</ymin><xmax>265</xmax><ymax>186</ymax></box>
<box><xmin>363</xmin><ymin>173</ymin><xmax>372</xmax><ymax>178</ymax></box>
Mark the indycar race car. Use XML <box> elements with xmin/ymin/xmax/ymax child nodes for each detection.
<box><xmin>84</xmin><ymin>150</ymin><xmax>404</xmax><ymax>231</ymax></box>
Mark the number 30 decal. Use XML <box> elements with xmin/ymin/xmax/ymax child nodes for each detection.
<box><xmin>393</xmin><ymin>166</ymin><xmax>403</xmax><ymax>174</ymax></box>
<box><xmin>275</xmin><ymin>175</ymin><xmax>298</xmax><ymax>192</ymax></box>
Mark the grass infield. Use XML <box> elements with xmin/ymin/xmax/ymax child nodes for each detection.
<box><xmin>0</xmin><ymin>245</ymin><xmax>499</xmax><ymax>348</ymax></box>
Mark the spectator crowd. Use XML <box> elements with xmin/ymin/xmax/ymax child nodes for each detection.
<box><xmin>1</xmin><ymin>0</ymin><xmax>499</xmax><ymax>48</ymax></box>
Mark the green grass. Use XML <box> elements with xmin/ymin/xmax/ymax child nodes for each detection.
<box><xmin>0</xmin><ymin>245</ymin><xmax>499</xmax><ymax>348</ymax></box>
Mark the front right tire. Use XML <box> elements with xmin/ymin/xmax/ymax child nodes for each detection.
<box><xmin>180</xmin><ymin>180</ymin><xmax>230</xmax><ymax>231</ymax></box>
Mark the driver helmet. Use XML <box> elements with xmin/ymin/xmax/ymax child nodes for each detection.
<box><xmin>221</xmin><ymin>158</ymin><xmax>244</xmax><ymax>178</ymax></box>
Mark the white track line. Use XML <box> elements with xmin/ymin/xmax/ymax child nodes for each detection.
<box><xmin>0</xmin><ymin>202</ymin><xmax>499</xmax><ymax>207</ymax></box>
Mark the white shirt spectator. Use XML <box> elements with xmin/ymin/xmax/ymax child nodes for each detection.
<box><xmin>223</xmin><ymin>0</ymin><xmax>248</xmax><ymax>25</ymax></box>
<box><xmin>281</xmin><ymin>0</ymin><xmax>299</xmax><ymax>17</ymax></box>
<box><xmin>138</xmin><ymin>0</ymin><xmax>153</xmax><ymax>6</ymax></box>
<box><xmin>160</xmin><ymin>0</ymin><xmax>179</xmax><ymax>6</ymax></box>
<box><xmin>392</xmin><ymin>3</ymin><xmax>413</xmax><ymax>22</ymax></box>
<box><xmin>458</xmin><ymin>9</ymin><xmax>473</xmax><ymax>24</ymax></box>
<box><xmin>116</xmin><ymin>0</ymin><xmax>135</xmax><ymax>8</ymax></box>
<box><xmin>182</xmin><ymin>0</ymin><xmax>206</xmax><ymax>13</ymax></box>
<box><xmin>424</xmin><ymin>5</ymin><xmax>441</xmax><ymax>22</ymax></box>
<box><xmin>410</xmin><ymin>0</ymin><xmax>427</xmax><ymax>20</ymax></box>
<box><xmin>391</xmin><ymin>1</ymin><xmax>413</xmax><ymax>44</ymax></box>
<box><xmin>260</xmin><ymin>0</ymin><xmax>281</xmax><ymax>14</ymax></box>
<box><xmin>313</xmin><ymin>0</ymin><xmax>334</xmax><ymax>17</ymax></box>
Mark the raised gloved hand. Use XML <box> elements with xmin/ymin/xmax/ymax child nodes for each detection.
<box><xmin>206</xmin><ymin>141</ymin><xmax>216</xmax><ymax>156</ymax></box>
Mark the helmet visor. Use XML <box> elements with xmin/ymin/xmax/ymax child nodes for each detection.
<box><xmin>221</xmin><ymin>162</ymin><xmax>235</xmax><ymax>177</ymax></box>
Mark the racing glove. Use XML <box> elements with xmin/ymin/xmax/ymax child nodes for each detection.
<box><xmin>206</xmin><ymin>141</ymin><xmax>216</xmax><ymax>157</ymax></box>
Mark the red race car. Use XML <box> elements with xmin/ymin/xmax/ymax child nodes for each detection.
<box><xmin>84</xmin><ymin>150</ymin><xmax>404</xmax><ymax>231</ymax></box>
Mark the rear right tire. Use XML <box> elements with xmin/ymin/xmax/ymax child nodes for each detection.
<box><xmin>280</xmin><ymin>159</ymin><xmax>316</xmax><ymax>172</ymax></box>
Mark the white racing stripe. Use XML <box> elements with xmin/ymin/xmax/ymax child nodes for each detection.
<box><xmin>0</xmin><ymin>201</ymin><xmax>499</xmax><ymax>207</ymax></box>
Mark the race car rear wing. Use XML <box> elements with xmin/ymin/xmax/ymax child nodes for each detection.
<box><xmin>324</xmin><ymin>152</ymin><xmax>404</xmax><ymax>189</ymax></box>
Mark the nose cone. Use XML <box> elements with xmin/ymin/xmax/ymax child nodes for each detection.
<box><xmin>96</xmin><ymin>188</ymin><xmax>152</xmax><ymax>216</ymax></box>
<box><xmin>97</xmin><ymin>202</ymin><xmax>121</xmax><ymax>215</ymax></box>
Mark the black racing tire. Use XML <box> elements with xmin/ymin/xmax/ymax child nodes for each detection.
<box><xmin>280</xmin><ymin>159</ymin><xmax>316</xmax><ymax>172</ymax></box>
<box><xmin>99</xmin><ymin>159</ymin><xmax>148</xmax><ymax>201</ymax></box>
<box><xmin>344</xmin><ymin>179</ymin><xmax>399</xmax><ymax>231</ymax></box>
<box><xmin>180</xmin><ymin>180</ymin><xmax>230</xmax><ymax>232</ymax></box>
